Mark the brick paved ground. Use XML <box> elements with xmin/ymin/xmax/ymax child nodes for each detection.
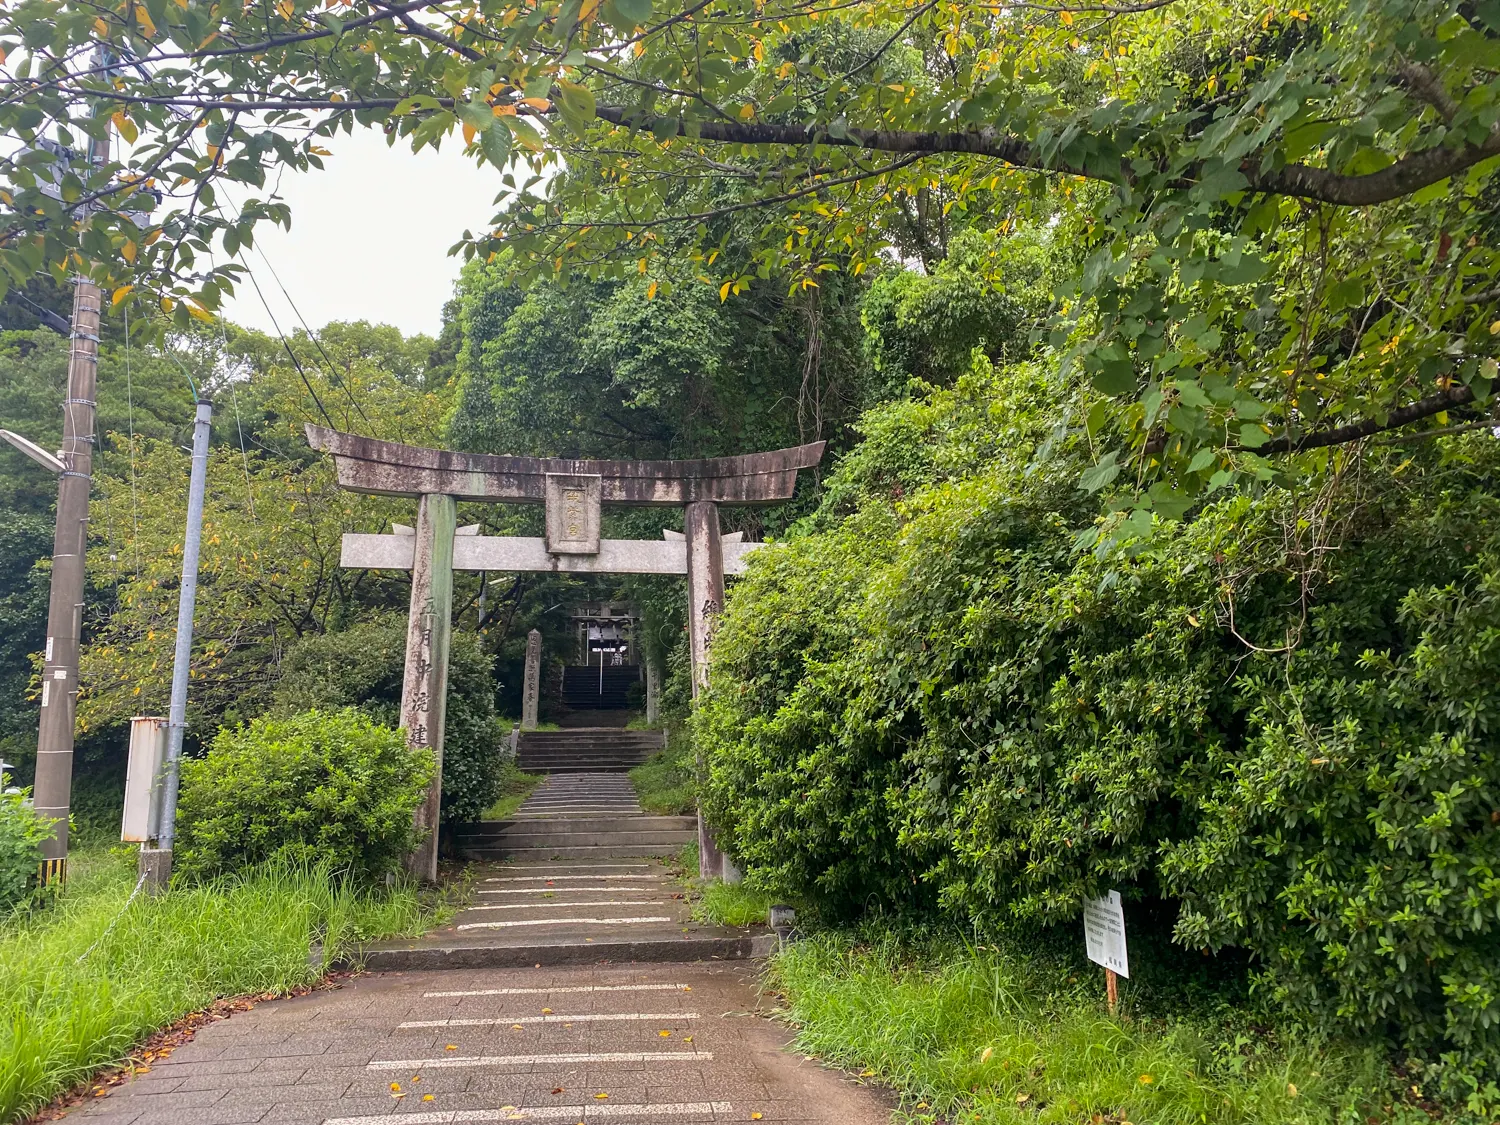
<box><xmin>66</xmin><ymin>961</ymin><xmax>889</xmax><ymax>1125</ymax></box>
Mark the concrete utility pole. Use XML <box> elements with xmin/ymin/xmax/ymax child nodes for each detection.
<box><xmin>32</xmin><ymin>120</ymin><xmax>112</xmax><ymax>884</ymax></box>
<box><xmin>143</xmin><ymin>399</ymin><xmax>214</xmax><ymax>889</ymax></box>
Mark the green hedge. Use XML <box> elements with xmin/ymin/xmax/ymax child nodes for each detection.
<box><xmin>695</xmin><ymin>362</ymin><xmax>1500</xmax><ymax>1092</ymax></box>
<box><xmin>273</xmin><ymin>617</ymin><xmax>503</xmax><ymax>824</ymax></box>
<box><xmin>175</xmin><ymin>709</ymin><xmax>432</xmax><ymax>881</ymax></box>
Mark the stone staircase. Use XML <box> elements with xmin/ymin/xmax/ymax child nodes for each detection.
<box><xmin>562</xmin><ymin>663</ymin><xmax>640</xmax><ymax>710</ymax></box>
<box><xmin>517</xmin><ymin>728</ymin><xmax>665</xmax><ymax>773</ymax></box>
<box><xmin>456</xmin><ymin>772</ymin><xmax>695</xmax><ymax>862</ymax></box>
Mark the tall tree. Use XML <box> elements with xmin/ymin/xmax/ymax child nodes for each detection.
<box><xmin>2</xmin><ymin>0</ymin><xmax>1496</xmax><ymax>521</ymax></box>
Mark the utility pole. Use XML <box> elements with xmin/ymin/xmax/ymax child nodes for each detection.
<box><xmin>140</xmin><ymin>398</ymin><xmax>213</xmax><ymax>890</ymax></box>
<box><xmin>32</xmin><ymin>85</ymin><xmax>111</xmax><ymax>884</ymax></box>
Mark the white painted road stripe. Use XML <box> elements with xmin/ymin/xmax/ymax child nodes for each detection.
<box><xmin>455</xmin><ymin>916</ymin><xmax>672</xmax><ymax>931</ymax></box>
<box><xmin>367</xmin><ymin>1051</ymin><xmax>711</xmax><ymax>1070</ymax></box>
<box><xmin>485</xmin><ymin>875</ymin><xmax>661</xmax><ymax>882</ymax></box>
<box><xmin>398</xmin><ymin>1011</ymin><xmax>699</xmax><ymax>1028</ymax></box>
<box><xmin>424</xmin><ymin>983</ymin><xmax>691</xmax><ymax>997</ymax></box>
<box><xmin>324</xmin><ymin>1100</ymin><xmax>733</xmax><ymax>1123</ymax></box>
<box><xmin>466</xmin><ymin>901</ymin><xmax>667</xmax><ymax>910</ymax></box>
<box><xmin>477</xmin><ymin>888</ymin><xmax>667</xmax><ymax>896</ymax></box>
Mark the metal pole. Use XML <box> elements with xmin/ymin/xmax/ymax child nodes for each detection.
<box><xmin>33</xmin><ymin>78</ymin><xmax>112</xmax><ymax>884</ymax></box>
<box><xmin>150</xmin><ymin>399</ymin><xmax>213</xmax><ymax>880</ymax></box>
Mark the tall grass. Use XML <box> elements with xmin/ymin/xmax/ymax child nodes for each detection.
<box><xmin>693</xmin><ymin>880</ymin><xmax>773</xmax><ymax>927</ymax></box>
<box><xmin>0</xmin><ymin>849</ymin><xmax>433</xmax><ymax>1123</ymax></box>
<box><xmin>769</xmin><ymin>933</ymin><xmax>1403</xmax><ymax>1125</ymax></box>
<box><xmin>629</xmin><ymin>739</ymin><xmax>695</xmax><ymax>815</ymax></box>
<box><xmin>483</xmin><ymin>760</ymin><xmax>543</xmax><ymax>820</ymax></box>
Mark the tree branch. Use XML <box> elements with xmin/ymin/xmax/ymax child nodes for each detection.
<box><xmin>1143</xmin><ymin>383</ymin><xmax>1485</xmax><ymax>457</ymax></box>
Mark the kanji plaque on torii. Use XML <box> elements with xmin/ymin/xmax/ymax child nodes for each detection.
<box><xmin>306</xmin><ymin>426</ymin><xmax>825</xmax><ymax>881</ymax></box>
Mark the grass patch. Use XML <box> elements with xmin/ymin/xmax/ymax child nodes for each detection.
<box><xmin>483</xmin><ymin>760</ymin><xmax>543</xmax><ymax>821</ymax></box>
<box><xmin>629</xmin><ymin>735</ymin><xmax>695</xmax><ymax>815</ymax></box>
<box><xmin>693</xmin><ymin>880</ymin><xmax>773</xmax><ymax>928</ymax></box>
<box><xmin>767</xmin><ymin>932</ymin><xmax>1401</xmax><ymax>1125</ymax></box>
<box><xmin>0</xmin><ymin>848</ymin><xmax>437</xmax><ymax>1122</ymax></box>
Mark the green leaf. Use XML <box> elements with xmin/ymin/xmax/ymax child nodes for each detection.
<box><xmin>556</xmin><ymin>79</ymin><xmax>597</xmax><ymax>134</ymax></box>
<box><xmin>1079</xmin><ymin>453</ymin><xmax>1121</xmax><ymax>493</ymax></box>
<box><xmin>480</xmin><ymin>119</ymin><xmax>512</xmax><ymax>167</ymax></box>
<box><xmin>1238</xmin><ymin>424</ymin><xmax>1270</xmax><ymax>449</ymax></box>
<box><xmin>614</xmin><ymin>0</ymin><xmax>651</xmax><ymax>23</ymax></box>
<box><xmin>1092</xmin><ymin>359</ymin><xmax>1136</xmax><ymax>397</ymax></box>
<box><xmin>504</xmin><ymin>115</ymin><xmax>546</xmax><ymax>152</ymax></box>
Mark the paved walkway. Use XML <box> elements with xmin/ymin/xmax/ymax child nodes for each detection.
<box><xmin>69</xmin><ymin>962</ymin><xmax>888</xmax><ymax>1125</ymax></box>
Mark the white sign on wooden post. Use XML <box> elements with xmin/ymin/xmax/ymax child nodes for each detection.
<box><xmin>1083</xmin><ymin>890</ymin><xmax>1130</xmax><ymax>978</ymax></box>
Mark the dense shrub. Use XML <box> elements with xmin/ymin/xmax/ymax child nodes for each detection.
<box><xmin>175</xmin><ymin>709</ymin><xmax>433</xmax><ymax>881</ymax></box>
<box><xmin>272</xmin><ymin>617</ymin><xmax>503</xmax><ymax>824</ymax></box>
<box><xmin>696</xmin><ymin>359</ymin><xmax>1500</xmax><ymax>1087</ymax></box>
<box><xmin>0</xmin><ymin>778</ymin><xmax>49</xmax><ymax>910</ymax></box>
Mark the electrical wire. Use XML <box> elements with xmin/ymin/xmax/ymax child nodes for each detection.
<box><xmin>220</xmin><ymin>315</ymin><xmax>257</xmax><ymax>520</ymax></box>
<box><xmin>238</xmin><ymin>265</ymin><xmax>337</xmax><ymax>429</ymax></box>
<box><xmin>249</xmin><ymin>244</ymin><xmax>374</xmax><ymax>432</ymax></box>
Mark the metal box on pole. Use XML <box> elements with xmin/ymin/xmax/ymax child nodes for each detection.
<box><xmin>121</xmin><ymin>716</ymin><xmax>168</xmax><ymax>842</ymax></box>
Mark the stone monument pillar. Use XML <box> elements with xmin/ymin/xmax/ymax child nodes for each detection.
<box><xmin>521</xmin><ymin>628</ymin><xmax>542</xmax><ymax>732</ymax></box>
<box><xmin>402</xmin><ymin>493</ymin><xmax>456</xmax><ymax>883</ymax></box>
<box><xmin>645</xmin><ymin>651</ymin><xmax>661</xmax><ymax>727</ymax></box>
<box><xmin>684</xmin><ymin>501</ymin><xmax>732</xmax><ymax>881</ymax></box>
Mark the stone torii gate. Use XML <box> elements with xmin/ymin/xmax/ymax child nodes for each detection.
<box><xmin>306</xmin><ymin>425</ymin><xmax>825</xmax><ymax>881</ymax></box>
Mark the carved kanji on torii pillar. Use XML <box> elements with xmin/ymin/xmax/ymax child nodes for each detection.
<box><xmin>305</xmin><ymin>426</ymin><xmax>825</xmax><ymax>882</ymax></box>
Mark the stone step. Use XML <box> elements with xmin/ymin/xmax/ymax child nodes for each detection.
<box><xmin>459</xmin><ymin>816</ymin><xmax>695</xmax><ymax>838</ymax></box>
<box><xmin>461</xmin><ymin>843</ymin><xmax>692</xmax><ymax>861</ymax></box>
<box><xmin>482</xmin><ymin>834</ymin><xmax>696</xmax><ymax>852</ymax></box>
<box><xmin>519</xmin><ymin>733</ymin><xmax>664</xmax><ymax>746</ymax></box>
<box><xmin>354</xmin><ymin>932</ymin><xmax>769</xmax><ymax>970</ymax></box>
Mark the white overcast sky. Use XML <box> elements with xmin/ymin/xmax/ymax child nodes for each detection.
<box><xmin>218</xmin><ymin>127</ymin><xmax>505</xmax><ymax>339</ymax></box>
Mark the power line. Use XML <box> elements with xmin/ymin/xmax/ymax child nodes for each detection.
<box><xmin>239</xmin><ymin>265</ymin><xmax>337</xmax><ymax>429</ymax></box>
<box><xmin>249</xmin><ymin>243</ymin><xmax>374</xmax><ymax>432</ymax></box>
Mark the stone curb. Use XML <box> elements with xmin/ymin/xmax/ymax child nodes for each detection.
<box><xmin>341</xmin><ymin>932</ymin><xmax>778</xmax><ymax>971</ymax></box>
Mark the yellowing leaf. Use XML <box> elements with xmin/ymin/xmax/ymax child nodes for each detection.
<box><xmin>1059</xmin><ymin>9</ymin><xmax>1073</xmax><ymax>23</ymax></box>
<box><xmin>738</xmin><ymin>103</ymin><xmax>755</xmax><ymax>120</ymax></box>
<box><xmin>719</xmin><ymin>281</ymin><xmax>731</xmax><ymax>302</ymax></box>
<box><xmin>112</xmin><ymin>285</ymin><xmax>134</xmax><ymax>307</ymax></box>
<box><xmin>980</xmin><ymin>1046</ymin><xmax>994</xmax><ymax>1062</ymax></box>
<box><xmin>94</xmin><ymin>16</ymin><xmax>109</xmax><ymax>35</ymax></box>
<box><xmin>463</xmin><ymin>122</ymin><xmax>477</xmax><ymax>145</ymax></box>
<box><xmin>519</xmin><ymin>97</ymin><xmax>551</xmax><ymax>110</ymax></box>
<box><xmin>647</xmin><ymin>281</ymin><xmax>658</xmax><ymax>300</ymax></box>
<box><xmin>112</xmin><ymin>112</ymin><xmax>139</xmax><ymax>144</ymax></box>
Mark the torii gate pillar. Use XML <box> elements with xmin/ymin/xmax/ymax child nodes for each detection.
<box><xmin>685</xmin><ymin>501</ymin><xmax>728</xmax><ymax>880</ymax></box>
<box><xmin>402</xmin><ymin>493</ymin><xmax>456</xmax><ymax>883</ymax></box>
